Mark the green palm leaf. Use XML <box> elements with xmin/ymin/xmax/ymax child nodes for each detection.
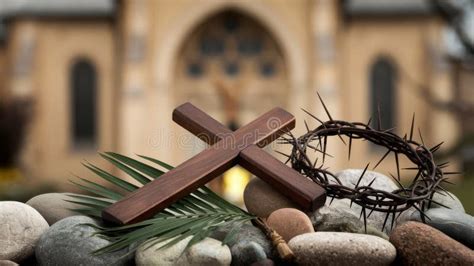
<box><xmin>71</xmin><ymin>153</ymin><xmax>255</xmax><ymax>255</ymax></box>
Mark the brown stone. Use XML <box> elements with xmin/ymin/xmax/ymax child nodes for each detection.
<box><xmin>390</xmin><ymin>221</ymin><xmax>474</xmax><ymax>265</ymax></box>
<box><xmin>244</xmin><ymin>178</ymin><xmax>298</xmax><ymax>218</ymax></box>
<box><xmin>266</xmin><ymin>208</ymin><xmax>314</xmax><ymax>242</ymax></box>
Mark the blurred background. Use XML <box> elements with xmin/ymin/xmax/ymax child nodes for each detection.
<box><xmin>0</xmin><ymin>0</ymin><xmax>473</xmax><ymax>213</ymax></box>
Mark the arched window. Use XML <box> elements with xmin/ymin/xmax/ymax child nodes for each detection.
<box><xmin>70</xmin><ymin>59</ymin><xmax>97</xmax><ymax>149</ymax></box>
<box><xmin>370</xmin><ymin>57</ymin><xmax>397</xmax><ymax>130</ymax></box>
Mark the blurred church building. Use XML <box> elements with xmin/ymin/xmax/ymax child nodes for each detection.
<box><xmin>0</xmin><ymin>0</ymin><xmax>469</xmax><ymax>189</ymax></box>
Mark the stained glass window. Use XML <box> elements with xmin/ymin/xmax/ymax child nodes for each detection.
<box><xmin>181</xmin><ymin>11</ymin><xmax>284</xmax><ymax>80</ymax></box>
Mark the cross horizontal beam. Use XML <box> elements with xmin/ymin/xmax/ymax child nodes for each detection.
<box><xmin>102</xmin><ymin>105</ymin><xmax>297</xmax><ymax>225</ymax></box>
<box><xmin>174</xmin><ymin>103</ymin><xmax>326</xmax><ymax>211</ymax></box>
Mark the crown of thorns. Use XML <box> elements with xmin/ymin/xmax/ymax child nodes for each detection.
<box><xmin>281</xmin><ymin>95</ymin><xmax>457</xmax><ymax>231</ymax></box>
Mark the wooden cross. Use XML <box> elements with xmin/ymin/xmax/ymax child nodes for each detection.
<box><xmin>102</xmin><ymin>103</ymin><xmax>326</xmax><ymax>225</ymax></box>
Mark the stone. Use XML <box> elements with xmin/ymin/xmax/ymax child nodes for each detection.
<box><xmin>390</xmin><ymin>222</ymin><xmax>474</xmax><ymax>265</ymax></box>
<box><xmin>333</xmin><ymin>169</ymin><xmax>399</xmax><ymax>192</ymax></box>
<box><xmin>410</xmin><ymin>208</ymin><xmax>474</xmax><ymax>249</ymax></box>
<box><xmin>35</xmin><ymin>215</ymin><xmax>133</xmax><ymax>265</ymax></box>
<box><xmin>266</xmin><ymin>208</ymin><xmax>314</xmax><ymax>242</ymax></box>
<box><xmin>250</xmin><ymin>259</ymin><xmax>274</xmax><ymax>266</ymax></box>
<box><xmin>326</xmin><ymin>198</ymin><xmax>395</xmax><ymax>233</ymax></box>
<box><xmin>310</xmin><ymin>205</ymin><xmax>388</xmax><ymax>240</ymax></box>
<box><xmin>430</xmin><ymin>191</ymin><xmax>465</xmax><ymax>212</ymax></box>
<box><xmin>395</xmin><ymin>207</ymin><xmax>417</xmax><ymax>225</ymax></box>
<box><xmin>326</xmin><ymin>169</ymin><xmax>400</xmax><ymax>233</ymax></box>
<box><xmin>0</xmin><ymin>261</ymin><xmax>18</xmax><ymax>266</ymax></box>
<box><xmin>136</xmin><ymin>236</ymin><xmax>191</xmax><ymax>266</ymax></box>
<box><xmin>176</xmin><ymin>237</ymin><xmax>231</xmax><ymax>266</ymax></box>
<box><xmin>0</xmin><ymin>201</ymin><xmax>49</xmax><ymax>262</ymax></box>
<box><xmin>289</xmin><ymin>232</ymin><xmax>396</xmax><ymax>266</ymax></box>
<box><xmin>210</xmin><ymin>223</ymin><xmax>273</xmax><ymax>258</ymax></box>
<box><xmin>230</xmin><ymin>241</ymin><xmax>267</xmax><ymax>266</ymax></box>
<box><xmin>243</xmin><ymin>178</ymin><xmax>298</xmax><ymax>218</ymax></box>
<box><xmin>26</xmin><ymin>193</ymin><xmax>80</xmax><ymax>225</ymax></box>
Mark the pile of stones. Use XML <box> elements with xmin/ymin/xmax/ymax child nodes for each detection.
<box><xmin>1</xmin><ymin>169</ymin><xmax>473</xmax><ymax>265</ymax></box>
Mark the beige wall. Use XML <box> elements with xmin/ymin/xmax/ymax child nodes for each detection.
<box><xmin>0</xmin><ymin>0</ymin><xmax>461</xmax><ymax>186</ymax></box>
<box><xmin>340</xmin><ymin>17</ymin><xmax>458</xmax><ymax>174</ymax></box>
<box><xmin>8</xmin><ymin>19</ymin><xmax>117</xmax><ymax>186</ymax></box>
<box><xmin>117</xmin><ymin>0</ymin><xmax>316</xmax><ymax>165</ymax></box>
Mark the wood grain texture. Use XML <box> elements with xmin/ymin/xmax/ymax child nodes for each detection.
<box><xmin>239</xmin><ymin>145</ymin><xmax>326</xmax><ymax>211</ymax></box>
<box><xmin>102</xmin><ymin>103</ymin><xmax>296</xmax><ymax>225</ymax></box>
<box><xmin>174</xmin><ymin>103</ymin><xmax>326</xmax><ymax>211</ymax></box>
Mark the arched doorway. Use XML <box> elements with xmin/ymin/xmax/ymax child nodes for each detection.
<box><xmin>174</xmin><ymin>10</ymin><xmax>289</xmax><ymax>125</ymax></box>
<box><xmin>173</xmin><ymin>10</ymin><xmax>289</xmax><ymax>201</ymax></box>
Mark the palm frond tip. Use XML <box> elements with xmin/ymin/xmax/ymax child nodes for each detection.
<box><xmin>70</xmin><ymin>152</ymin><xmax>255</xmax><ymax>254</ymax></box>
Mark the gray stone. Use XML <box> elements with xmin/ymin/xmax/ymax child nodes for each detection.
<box><xmin>0</xmin><ymin>201</ymin><xmax>49</xmax><ymax>262</ymax></box>
<box><xmin>326</xmin><ymin>169</ymin><xmax>400</xmax><ymax>233</ymax></box>
<box><xmin>135</xmin><ymin>236</ymin><xmax>191</xmax><ymax>266</ymax></box>
<box><xmin>26</xmin><ymin>193</ymin><xmax>80</xmax><ymax>225</ymax></box>
<box><xmin>243</xmin><ymin>178</ymin><xmax>298</xmax><ymax>218</ymax></box>
<box><xmin>289</xmin><ymin>232</ymin><xmax>396</xmax><ymax>266</ymax></box>
<box><xmin>230</xmin><ymin>241</ymin><xmax>267</xmax><ymax>266</ymax></box>
<box><xmin>176</xmin><ymin>238</ymin><xmax>231</xmax><ymax>266</ymax></box>
<box><xmin>326</xmin><ymin>198</ymin><xmax>395</xmax><ymax>233</ymax></box>
<box><xmin>333</xmin><ymin>169</ymin><xmax>399</xmax><ymax>192</ymax></box>
<box><xmin>411</xmin><ymin>208</ymin><xmax>474</xmax><ymax>249</ymax></box>
<box><xmin>137</xmin><ymin>237</ymin><xmax>231</xmax><ymax>266</ymax></box>
<box><xmin>35</xmin><ymin>215</ymin><xmax>133</xmax><ymax>266</ymax></box>
<box><xmin>310</xmin><ymin>205</ymin><xmax>388</xmax><ymax>240</ymax></box>
<box><xmin>0</xmin><ymin>261</ymin><xmax>18</xmax><ymax>266</ymax></box>
<box><xmin>210</xmin><ymin>223</ymin><xmax>273</xmax><ymax>258</ymax></box>
<box><xmin>430</xmin><ymin>191</ymin><xmax>465</xmax><ymax>212</ymax></box>
<box><xmin>395</xmin><ymin>207</ymin><xmax>418</xmax><ymax>225</ymax></box>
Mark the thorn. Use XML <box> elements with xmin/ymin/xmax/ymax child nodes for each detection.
<box><xmin>409</xmin><ymin>113</ymin><xmax>415</xmax><ymax>141</ymax></box>
<box><xmin>366</xmin><ymin>117</ymin><xmax>372</xmax><ymax>128</ymax></box>
<box><xmin>275</xmin><ymin>150</ymin><xmax>290</xmax><ymax>158</ymax></box>
<box><xmin>304</xmin><ymin>120</ymin><xmax>310</xmax><ymax>132</ymax></box>
<box><xmin>322</xmin><ymin>136</ymin><xmax>328</xmax><ymax>164</ymax></box>
<box><xmin>443</xmin><ymin>172</ymin><xmax>461</xmax><ymax>175</ymax></box>
<box><xmin>441</xmin><ymin>178</ymin><xmax>455</xmax><ymax>185</ymax></box>
<box><xmin>383</xmin><ymin>127</ymin><xmax>396</xmax><ymax>133</ymax></box>
<box><xmin>390</xmin><ymin>210</ymin><xmax>396</xmax><ymax>230</ymax></box>
<box><xmin>373</xmin><ymin>150</ymin><xmax>391</xmax><ymax>170</ymax></box>
<box><xmin>367</xmin><ymin>207</ymin><xmax>375</xmax><ymax>218</ymax></box>
<box><xmin>301</xmin><ymin>108</ymin><xmax>325</xmax><ymax>125</ymax></box>
<box><xmin>418</xmin><ymin>128</ymin><xmax>425</xmax><ymax>146</ymax></box>
<box><xmin>412</xmin><ymin>204</ymin><xmax>431</xmax><ymax>222</ymax></box>
<box><xmin>382</xmin><ymin>207</ymin><xmax>391</xmax><ymax>232</ymax></box>
<box><xmin>426</xmin><ymin>198</ymin><xmax>451</xmax><ymax>209</ymax></box>
<box><xmin>389</xmin><ymin>173</ymin><xmax>405</xmax><ymax>189</ymax></box>
<box><xmin>312</xmin><ymin>157</ymin><xmax>319</xmax><ymax>168</ymax></box>
<box><xmin>348</xmin><ymin>135</ymin><xmax>353</xmax><ymax>161</ymax></box>
<box><xmin>430</xmin><ymin>142</ymin><xmax>444</xmax><ymax>153</ymax></box>
<box><xmin>355</xmin><ymin>163</ymin><xmax>370</xmax><ymax>188</ymax></box>
<box><xmin>362</xmin><ymin>207</ymin><xmax>367</xmax><ymax>233</ymax></box>
<box><xmin>367</xmin><ymin>177</ymin><xmax>377</xmax><ymax>187</ymax></box>
<box><xmin>329</xmin><ymin>196</ymin><xmax>335</xmax><ymax>206</ymax></box>
<box><xmin>317</xmin><ymin>92</ymin><xmax>333</xmax><ymax>121</ymax></box>
<box><xmin>395</xmin><ymin>152</ymin><xmax>401</xmax><ymax>181</ymax></box>
<box><xmin>402</xmin><ymin>167</ymin><xmax>420</xmax><ymax>170</ymax></box>
<box><xmin>337</xmin><ymin>133</ymin><xmax>347</xmax><ymax>146</ymax></box>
